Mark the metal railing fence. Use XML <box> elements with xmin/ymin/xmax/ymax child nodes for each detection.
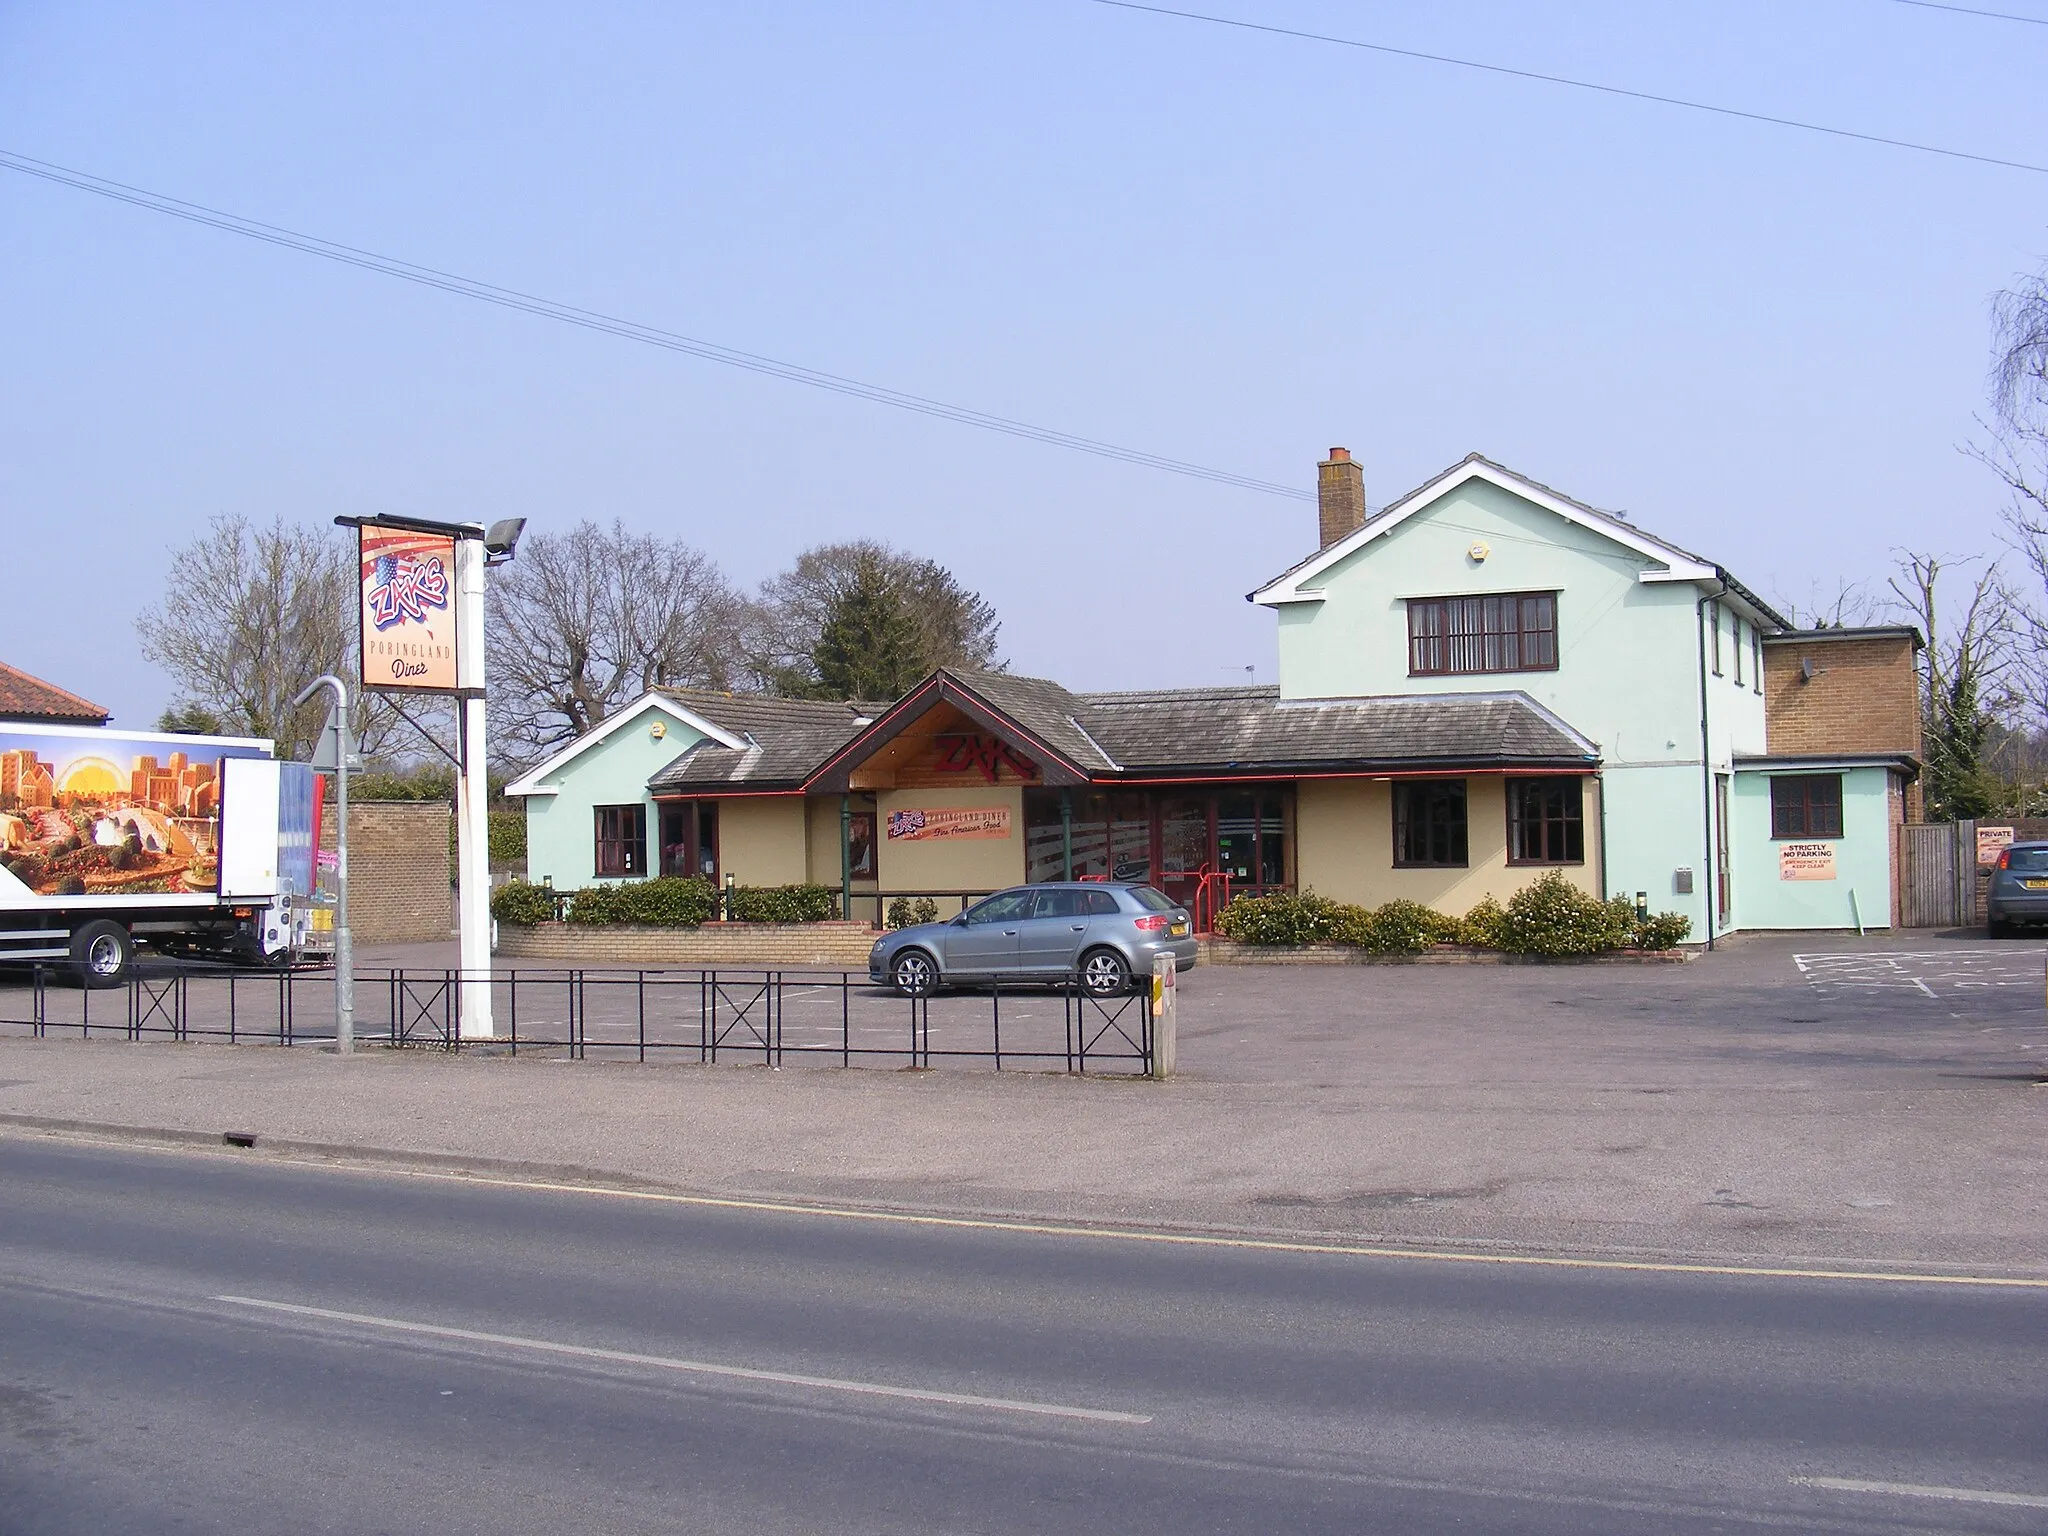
<box><xmin>0</xmin><ymin>963</ymin><xmax>1155</xmax><ymax>1076</ymax></box>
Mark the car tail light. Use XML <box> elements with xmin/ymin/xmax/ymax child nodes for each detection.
<box><xmin>1999</xmin><ymin>849</ymin><xmax>2012</xmax><ymax>871</ymax></box>
<box><xmin>1133</xmin><ymin>914</ymin><xmax>1169</xmax><ymax>931</ymax></box>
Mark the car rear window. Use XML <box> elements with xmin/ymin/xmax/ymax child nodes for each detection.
<box><xmin>2008</xmin><ymin>847</ymin><xmax>2048</xmax><ymax>872</ymax></box>
<box><xmin>1128</xmin><ymin>886</ymin><xmax>1175</xmax><ymax>912</ymax></box>
<box><xmin>1084</xmin><ymin>889</ymin><xmax>1120</xmax><ymax>916</ymax></box>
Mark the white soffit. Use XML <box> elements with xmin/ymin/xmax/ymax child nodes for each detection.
<box><xmin>1250</xmin><ymin>458</ymin><xmax>1716</xmax><ymax>607</ymax></box>
<box><xmin>504</xmin><ymin>694</ymin><xmax>746</xmax><ymax>797</ymax></box>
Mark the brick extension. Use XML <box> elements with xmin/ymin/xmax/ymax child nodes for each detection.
<box><xmin>320</xmin><ymin>801</ymin><xmax>456</xmax><ymax>944</ymax></box>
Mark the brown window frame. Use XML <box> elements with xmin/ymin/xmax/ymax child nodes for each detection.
<box><xmin>1507</xmin><ymin>777</ymin><xmax>1586</xmax><ymax>865</ymax></box>
<box><xmin>593</xmin><ymin>802</ymin><xmax>647</xmax><ymax>877</ymax></box>
<box><xmin>1709</xmin><ymin>602</ymin><xmax>1723</xmax><ymax>676</ymax></box>
<box><xmin>1407</xmin><ymin>592</ymin><xmax>1559</xmax><ymax>677</ymax></box>
<box><xmin>1393</xmin><ymin>778</ymin><xmax>1469</xmax><ymax>867</ymax></box>
<box><xmin>1769</xmin><ymin>775</ymin><xmax>1843</xmax><ymax>839</ymax></box>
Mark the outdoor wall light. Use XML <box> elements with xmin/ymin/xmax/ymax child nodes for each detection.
<box><xmin>484</xmin><ymin>517</ymin><xmax>527</xmax><ymax>564</ymax></box>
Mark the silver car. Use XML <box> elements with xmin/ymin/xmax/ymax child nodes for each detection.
<box><xmin>869</xmin><ymin>882</ymin><xmax>1198</xmax><ymax>997</ymax></box>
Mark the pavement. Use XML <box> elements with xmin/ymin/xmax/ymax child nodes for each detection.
<box><xmin>4</xmin><ymin>1137</ymin><xmax>2044</xmax><ymax>1534</ymax></box>
<box><xmin>1</xmin><ymin>929</ymin><xmax>2045</xmax><ymax>1274</ymax></box>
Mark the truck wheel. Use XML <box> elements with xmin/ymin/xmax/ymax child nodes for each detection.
<box><xmin>70</xmin><ymin>920</ymin><xmax>133</xmax><ymax>989</ymax></box>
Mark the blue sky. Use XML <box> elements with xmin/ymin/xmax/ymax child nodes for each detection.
<box><xmin>4</xmin><ymin>1</ymin><xmax>2045</xmax><ymax>728</ymax></box>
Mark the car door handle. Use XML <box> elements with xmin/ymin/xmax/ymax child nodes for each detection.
<box><xmin>1070</xmin><ymin>924</ymin><xmax>1085</xmax><ymax>931</ymax></box>
<box><xmin>1003</xmin><ymin>929</ymin><xmax>1018</xmax><ymax>936</ymax></box>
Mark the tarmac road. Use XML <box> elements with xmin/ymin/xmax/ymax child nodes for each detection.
<box><xmin>3</xmin><ymin>1137</ymin><xmax>2044</xmax><ymax>1535</ymax></box>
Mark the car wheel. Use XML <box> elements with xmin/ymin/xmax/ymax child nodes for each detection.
<box><xmin>1078</xmin><ymin>948</ymin><xmax>1130</xmax><ymax>998</ymax></box>
<box><xmin>891</xmin><ymin>949</ymin><xmax>938</xmax><ymax>998</ymax></box>
<box><xmin>70</xmin><ymin>919</ymin><xmax>133</xmax><ymax>989</ymax></box>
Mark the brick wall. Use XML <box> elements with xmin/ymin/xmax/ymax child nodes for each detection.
<box><xmin>1762</xmin><ymin>632</ymin><xmax>1921</xmax><ymax>757</ymax></box>
<box><xmin>321</xmin><ymin>801</ymin><xmax>455</xmax><ymax>944</ymax></box>
<box><xmin>497</xmin><ymin>920</ymin><xmax>878</xmax><ymax>967</ymax></box>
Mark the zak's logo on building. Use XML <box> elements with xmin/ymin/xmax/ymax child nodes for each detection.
<box><xmin>357</xmin><ymin>526</ymin><xmax>458</xmax><ymax>692</ymax></box>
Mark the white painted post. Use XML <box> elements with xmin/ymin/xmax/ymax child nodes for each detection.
<box><xmin>1150</xmin><ymin>954</ymin><xmax>1177</xmax><ymax>1080</ymax></box>
<box><xmin>454</xmin><ymin>536</ymin><xmax>494</xmax><ymax>1040</ymax></box>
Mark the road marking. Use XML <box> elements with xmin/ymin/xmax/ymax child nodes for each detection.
<box><xmin>1793</xmin><ymin>1475</ymin><xmax>2048</xmax><ymax>1509</ymax></box>
<box><xmin>341</xmin><ymin>1168</ymin><xmax>2048</xmax><ymax>1291</ymax></box>
<box><xmin>212</xmin><ymin>1294</ymin><xmax>1152</xmax><ymax>1425</ymax></box>
<box><xmin>1911</xmin><ymin>977</ymin><xmax>1937</xmax><ymax>998</ymax></box>
<box><xmin>17</xmin><ymin>1125</ymin><xmax>2048</xmax><ymax>1291</ymax></box>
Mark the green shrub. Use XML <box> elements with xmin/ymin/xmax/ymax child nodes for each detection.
<box><xmin>562</xmin><ymin>876</ymin><xmax>717</xmax><ymax>926</ymax></box>
<box><xmin>490</xmin><ymin>880</ymin><xmax>558</xmax><ymax>926</ymax></box>
<box><xmin>886</xmin><ymin>895</ymin><xmax>944</xmax><ymax>928</ymax></box>
<box><xmin>619</xmin><ymin>876</ymin><xmax>719</xmax><ymax>925</ymax></box>
<box><xmin>1457</xmin><ymin>896</ymin><xmax>1507</xmax><ymax>948</ymax></box>
<box><xmin>1214</xmin><ymin>890</ymin><xmax>1340</xmax><ymax>945</ymax></box>
<box><xmin>488</xmin><ymin>811</ymin><xmax>527</xmax><ymax>868</ymax></box>
<box><xmin>727</xmin><ymin>883</ymin><xmax>839</xmax><ymax>923</ymax></box>
<box><xmin>1323</xmin><ymin>901</ymin><xmax>1377</xmax><ymax>948</ymax></box>
<box><xmin>886</xmin><ymin>895</ymin><xmax>915</xmax><ymax>929</ymax></box>
<box><xmin>1622</xmin><ymin>906</ymin><xmax>1693</xmax><ymax>950</ymax></box>
<box><xmin>1355</xmin><ymin>899</ymin><xmax>1459</xmax><ymax>954</ymax></box>
<box><xmin>1494</xmin><ymin>871</ymin><xmax>1629</xmax><ymax>956</ymax></box>
<box><xmin>913</xmin><ymin>897</ymin><xmax>940</xmax><ymax>925</ymax></box>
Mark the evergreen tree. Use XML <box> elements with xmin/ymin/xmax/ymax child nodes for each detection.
<box><xmin>810</xmin><ymin>552</ymin><xmax>927</xmax><ymax>700</ymax></box>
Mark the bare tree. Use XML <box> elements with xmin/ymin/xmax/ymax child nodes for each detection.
<box><xmin>1888</xmin><ymin>552</ymin><xmax>2018</xmax><ymax>819</ymax></box>
<box><xmin>743</xmin><ymin>540</ymin><xmax>1002</xmax><ymax>697</ymax></box>
<box><xmin>137</xmin><ymin>515</ymin><xmax>404</xmax><ymax>759</ymax></box>
<box><xmin>487</xmin><ymin>521</ymin><xmax>743</xmax><ymax>768</ymax></box>
<box><xmin>1768</xmin><ymin>578</ymin><xmax>1886</xmax><ymax>631</ymax></box>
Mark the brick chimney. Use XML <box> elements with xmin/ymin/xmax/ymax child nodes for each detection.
<box><xmin>1317</xmin><ymin>447</ymin><xmax>1365</xmax><ymax>547</ymax></box>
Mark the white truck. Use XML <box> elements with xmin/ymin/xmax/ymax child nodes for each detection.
<box><xmin>0</xmin><ymin>721</ymin><xmax>322</xmax><ymax>986</ymax></box>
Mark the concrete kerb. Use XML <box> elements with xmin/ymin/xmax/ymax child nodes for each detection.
<box><xmin>7</xmin><ymin>1111</ymin><xmax>2044</xmax><ymax>1284</ymax></box>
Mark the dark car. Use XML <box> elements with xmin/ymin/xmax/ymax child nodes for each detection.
<box><xmin>868</xmin><ymin>882</ymin><xmax>1198</xmax><ymax>997</ymax></box>
<box><xmin>1986</xmin><ymin>842</ymin><xmax>2048</xmax><ymax>936</ymax></box>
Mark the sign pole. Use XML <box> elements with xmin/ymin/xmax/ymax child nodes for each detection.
<box><xmin>293</xmin><ymin>674</ymin><xmax>353</xmax><ymax>1055</ymax></box>
<box><xmin>455</xmin><ymin>536</ymin><xmax>494</xmax><ymax>1040</ymax></box>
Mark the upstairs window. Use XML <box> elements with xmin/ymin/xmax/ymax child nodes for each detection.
<box><xmin>1770</xmin><ymin>775</ymin><xmax>1842</xmax><ymax>839</ymax></box>
<box><xmin>1710</xmin><ymin>602</ymin><xmax>1723</xmax><ymax>675</ymax></box>
<box><xmin>1407</xmin><ymin>592</ymin><xmax>1558</xmax><ymax>676</ymax></box>
<box><xmin>593</xmin><ymin>803</ymin><xmax>646</xmax><ymax>877</ymax></box>
<box><xmin>1733</xmin><ymin>617</ymin><xmax>1745</xmax><ymax>686</ymax></box>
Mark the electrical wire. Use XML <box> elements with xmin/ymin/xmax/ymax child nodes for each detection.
<box><xmin>0</xmin><ymin>148</ymin><xmax>1311</xmax><ymax>502</ymax></box>
<box><xmin>1881</xmin><ymin>0</ymin><xmax>2048</xmax><ymax>25</ymax></box>
<box><xmin>1087</xmin><ymin>0</ymin><xmax>2048</xmax><ymax>177</ymax></box>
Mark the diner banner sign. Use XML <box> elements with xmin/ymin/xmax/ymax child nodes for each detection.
<box><xmin>358</xmin><ymin>524</ymin><xmax>457</xmax><ymax>692</ymax></box>
<box><xmin>1778</xmin><ymin>841</ymin><xmax>1837</xmax><ymax>881</ymax></box>
<box><xmin>887</xmin><ymin>806</ymin><xmax>1011</xmax><ymax>842</ymax></box>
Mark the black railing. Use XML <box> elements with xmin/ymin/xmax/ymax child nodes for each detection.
<box><xmin>0</xmin><ymin>963</ymin><xmax>1155</xmax><ymax>1076</ymax></box>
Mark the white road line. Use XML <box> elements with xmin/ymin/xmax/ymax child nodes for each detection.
<box><xmin>1793</xmin><ymin>1475</ymin><xmax>2048</xmax><ymax>1509</ymax></box>
<box><xmin>1911</xmin><ymin>977</ymin><xmax>1937</xmax><ymax>998</ymax></box>
<box><xmin>213</xmin><ymin>1295</ymin><xmax>1151</xmax><ymax>1425</ymax></box>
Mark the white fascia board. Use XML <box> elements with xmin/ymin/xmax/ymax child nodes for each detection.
<box><xmin>503</xmin><ymin>693</ymin><xmax>745</xmax><ymax>797</ymax></box>
<box><xmin>1251</xmin><ymin>459</ymin><xmax>1715</xmax><ymax>606</ymax></box>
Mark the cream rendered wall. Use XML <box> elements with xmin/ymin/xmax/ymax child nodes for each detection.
<box><xmin>875</xmin><ymin>784</ymin><xmax>1026</xmax><ymax>893</ymax></box>
<box><xmin>1296</xmin><ymin>776</ymin><xmax>1601</xmax><ymax>913</ymax></box>
<box><xmin>716</xmin><ymin>797</ymin><xmax>808</xmax><ymax>887</ymax></box>
<box><xmin>805</xmin><ymin>796</ymin><xmax>842</xmax><ymax>887</ymax></box>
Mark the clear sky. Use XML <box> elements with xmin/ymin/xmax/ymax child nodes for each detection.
<box><xmin>4</xmin><ymin>1</ymin><xmax>2045</xmax><ymax>728</ymax></box>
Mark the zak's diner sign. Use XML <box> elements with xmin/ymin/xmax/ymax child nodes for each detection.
<box><xmin>358</xmin><ymin>525</ymin><xmax>456</xmax><ymax>692</ymax></box>
<box><xmin>887</xmin><ymin>806</ymin><xmax>1011</xmax><ymax>842</ymax></box>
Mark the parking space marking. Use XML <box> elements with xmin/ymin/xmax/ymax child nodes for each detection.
<box><xmin>1795</xmin><ymin>950</ymin><xmax>2047</xmax><ymax>998</ymax></box>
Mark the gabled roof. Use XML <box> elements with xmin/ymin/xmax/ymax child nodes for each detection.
<box><xmin>504</xmin><ymin>692</ymin><xmax>752</xmax><ymax>797</ymax></box>
<box><xmin>0</xmin><ymin>662</ymin><xmax>109</xmax><ymax>725</ymax></box>
<box><xmin>1248</xmin><ymin>453</ymin><xmax>1787</xmax><ymax>629</ymax></box>
<box><xmin>646</xmin><ymin>690</ymin><xmax>882</xmax><ymax>794</ymax></box>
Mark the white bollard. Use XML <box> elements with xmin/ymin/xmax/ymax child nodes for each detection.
<box><xmin>1150</xmin><ymin>954</ymin><xmax>1177</xmax><ymax>1080</ymax></box>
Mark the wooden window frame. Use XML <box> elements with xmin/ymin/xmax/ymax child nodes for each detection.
<box><xmin>1769</xmin><ymin>774</ymin><xmax>1843</xmax><ymax>839</ymax></box>
<box><xmin>593</xmin><ymin>802</ymin><xmax>647</xmax><ymax>878</ymax></box>
<box><xmin>1507</xmin><ymin>776</ymin><xmax>1586</xmax><ymax>866</ymax></box>
<box><xmin>1406</xmin><ymin>592</ymin><xmax>1559</xmax><ymax>678</ymax></box>
<box><xmin>1393</xmin><ymin>778</ymin><xmax>1469</xmax><ymax>868</ymax></box>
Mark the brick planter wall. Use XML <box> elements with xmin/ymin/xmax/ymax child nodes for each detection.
<box><xmin>496</xmin><ymin>921</ymin><xmax>879</xmax><ymax>968</ymax></box>
<box><xmin>1197</xmin><ymin>939</ymin><xmax>1691</xmax><ymax>966</ymax></box>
